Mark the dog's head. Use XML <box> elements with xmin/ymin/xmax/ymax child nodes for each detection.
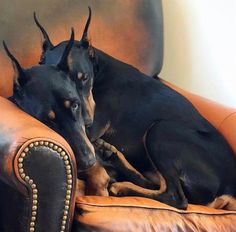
<box><xmin>3</xmin><ymin>30</ymin><xmax>96</xmax><ymax>170</ymax></box>
<box><xmin>34</xmin><ymin>8</ymin><xmax>95</xmax><ymax>128</ymax></box>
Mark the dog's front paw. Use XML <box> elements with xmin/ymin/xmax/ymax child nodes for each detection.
<box><xmin>95</xmin><ymin>139</ymin><xmax>118</xmax><ymax>159</ymax></box>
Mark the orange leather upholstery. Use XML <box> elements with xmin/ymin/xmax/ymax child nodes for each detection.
<box><xmin>74</xmin><ymin>82</ymin><xmax>236</xmax><ymax>232</ymax></box>
<box><xmin>74</xmin><ymin>196</ymin><xmax>236</xmax><ymax>232</ymax></box>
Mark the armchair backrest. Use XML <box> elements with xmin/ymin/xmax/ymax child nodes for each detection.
<box><xmin>0</xmin><ymin>0</ymin><xmax>163</xmax><ymax>98</ymax></box>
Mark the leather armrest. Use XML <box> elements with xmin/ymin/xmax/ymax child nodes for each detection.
<box><xmin>0</xmin><ymin>96</ymin><xmax>77</xmax><ymax>232</ymax></box>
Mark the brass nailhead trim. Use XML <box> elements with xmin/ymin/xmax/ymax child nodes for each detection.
<box><xmin>18</xmin><ymin>140</ymin><xmax>73</xmax><ymax>232</ymax></box>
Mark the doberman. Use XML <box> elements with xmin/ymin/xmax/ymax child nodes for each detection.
<box><xmin>34</xmin><ymin>9</ymin><xmax>236</xmax><ymax>210</ymax></box>
<box><xmin>3</xmin><ymin>30</ymin><xmax>112</xmax><ymax>196</ymax></box>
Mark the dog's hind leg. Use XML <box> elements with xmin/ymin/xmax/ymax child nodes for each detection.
<box><xmin>207</xmin><ymin>195</ymin><xmax>236</xmax><ymax>211</ymax></box>
<box><xmin>94</xmin><ymin>139</ymin><xmax>159</xmax><ymax>189</ymax></box>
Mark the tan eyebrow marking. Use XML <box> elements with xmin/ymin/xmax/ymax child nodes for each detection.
<box><xmin>64</xmin><ymin>100</ymin><xmax>71</xmax><ymax>108</ymax></box>
<box><xmin>77</xmin><ymin>72</ymin><xmax>83</xmax><ymax>80</ymax></box>
<box><xmin>48</xmin><ymin>110</ymin><xmax>56</xmax><ymax>120</ymax></box>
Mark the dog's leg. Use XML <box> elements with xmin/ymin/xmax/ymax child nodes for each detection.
<box><xmin>107</xmin><ymin>121</ymin><xmax>195</xmax><ymax>209</ymax></box>
<box><xmin>95</xmin><ymin>139</ymin><xmax>159</xmax><ymax>189</ymax></box>
<box><xmin>207</xmin><ymin>195</ymin><xmax>236</xmax><ymax>210</ymax></box>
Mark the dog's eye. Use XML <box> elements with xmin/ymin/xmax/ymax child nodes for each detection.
<box><xmin>82</xmin><ymin>74</ymin><xmax>88</xmax><ymax>82</ymax></box>
<box><xmin>71</xmin><ymin>102</ymin><xmax>79</xmax><ymax>110</ymax></box>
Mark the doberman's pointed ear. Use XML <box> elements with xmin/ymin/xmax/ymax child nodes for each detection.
<box><xmin>57</xmin><ymin>28</ymin><xmax>74</xmax><ymax>73</ymax></box>
<box><xmin>2</xmin><ymin>41</ymin><xmax>28</xmax><ymax>92</ymax></box>
<box><xmin>81</xmin><ymin>7</ymin><xmax>92</xmax><ymax>49</ymax></box>
<box><xmin>34</xmin><ymin>12</ymin><xmax>54</xmax><ymax>53</ymax></box>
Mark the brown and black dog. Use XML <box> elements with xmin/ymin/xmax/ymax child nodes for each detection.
<box><xmin>32</xmin><ymin>8</ymin><xmax>236</xmax><ymax>210</ymax></box>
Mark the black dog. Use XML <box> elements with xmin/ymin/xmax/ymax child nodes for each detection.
<box><xmin>34</xmin><ymin>9</ymin><xmax>236</xmax><ymax>210</ymax></box>
<box><xmin>3</xmin><ymin>31</ymin><xmax>112</xmax><ymax>196</ymax></box>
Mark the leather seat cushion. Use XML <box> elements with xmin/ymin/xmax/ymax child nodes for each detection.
<box><xmin>72</xmin><ymin>196</ymin><xmax>236</xmax><ymax>232</ymax></box>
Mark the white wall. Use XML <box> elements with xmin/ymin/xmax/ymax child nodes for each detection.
<box><xmin>160</xmin><ymin>0</ymin><xmax>236</xmax><ymax>108</ymax></box>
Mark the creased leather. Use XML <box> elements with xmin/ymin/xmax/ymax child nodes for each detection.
<box><xmin>74</xmin><ymin>196</ymin><xmax>236</xmax><ymax>232</ymax></box>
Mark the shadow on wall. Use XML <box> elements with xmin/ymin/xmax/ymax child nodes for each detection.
<box><xmin>0</xmin><ymin>0</ymin><xmax>163</xmax><ymax>97</ymax></box>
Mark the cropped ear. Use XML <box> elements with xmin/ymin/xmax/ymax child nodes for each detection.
<box><xmin>81</xmin><ymin>7</ymin><xmax>92</xmax><ymax>49</ymax></box>
<box><xmin>34</xmin><ymin>12</ymin><xmax>54</xmax><ymax>52</ymax></box>
<box><xmin>2</xmin><ymin>41</ymin><xmax>28</xmax><ymax>91</ymax></box>
<box><xmin>57</xmin><ymin>28</ymin><xmax>75</xmax><ymax>72</ymax></box>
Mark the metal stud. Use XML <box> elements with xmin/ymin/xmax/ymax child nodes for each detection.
<box><xmin>29</xmin><ymin>179</ymin><xmax>34</xmax><ymax>185</ymax></box>
<box><xmin>32</xmin><ymin>211</ymin><xmax>37</xmax><ymax>216</ymax></box>
<box><xmin>34</xmin><ymin>142</ymin><xmax>39</xmax><ymax>146</ymax></box>
<box><xmin>21</xmin><ymin>152</ymin><xmax>26</xmax><ymax>158</ymax></box>
<box><xmin>18</xmin><ymin>163</ymin><xmax>23</xmax><ymax>168</ymax></box>
<box><xmin>49</xmin><ymin>143</ymin><xmax>54</xmax><ymax>148</ymax></box>
<box><xmin>33</xmin><ymin>189</ymin><xmax>38</xmax><ymax>194</ymax></box>
<box><xmin>21</xmin><ymin>173</ymin><xmax>26</xmax><ymax>178</ymax></box>
<box><xmin>29</xmin><ymin>143</ymin><xmax>34</xmax><ymax>148</ymax></box>
<box><xmin>30</xmin><ymin>222</ymin><xmax>35</xmax><ymax>227</ymax></box>
<box><xmin>61</xmin><ymin>151</ymin><xmax>66</xmax><ymax>157</ymax></box>
<box><xmin>62</xmin><ymin>220</ymin><xmax>66</xmax><ymax>225</ymax></box>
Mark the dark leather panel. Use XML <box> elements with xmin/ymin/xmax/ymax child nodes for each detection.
<box><xmin>22</xmin><ymin>146</ymin><xmax>77</xmax><ymax>232</ymax></box>
<box><xmin>0</xmin><ymin>181</ymin><xmax>29</xmax><ymax>232</ymax></box>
